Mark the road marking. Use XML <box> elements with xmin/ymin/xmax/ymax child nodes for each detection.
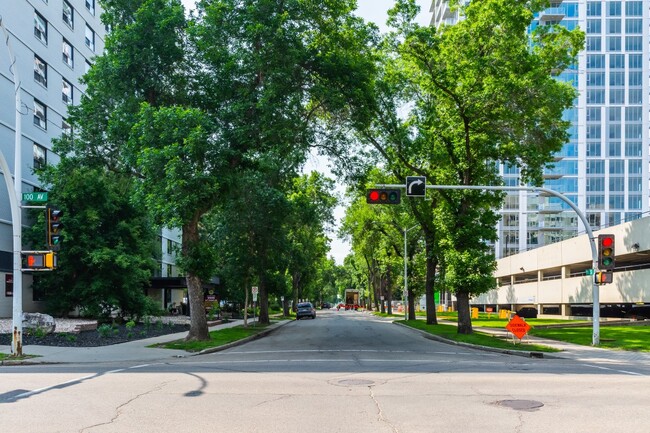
<box><xmin>581</xmin><ymin>364</ymin><xmax>645</xmax><ymax>376</ymax></box>
<box><xmin>223</xmin><ymin>349</ymin><xmax>499</xmax><ymax>357</ymax></box>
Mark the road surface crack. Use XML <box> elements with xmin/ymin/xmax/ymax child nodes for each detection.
<box><xmin>369</xmin><ymin>386</ymin><xmax>399</xmax><ymax>433</ymax></box>
<box><xmin>78</xmin><ymin>381</ymin><xmax>170</xmax><ymax>433</ymax></box>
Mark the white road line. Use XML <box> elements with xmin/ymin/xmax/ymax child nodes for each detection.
<box><xmin>581</xmin><ymin>363</ymin><xmax>645</xmax><ymax>376</ymax></box>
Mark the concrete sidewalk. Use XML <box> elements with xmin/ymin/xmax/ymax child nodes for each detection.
<box><xmin>0</xmin><ymin>319</ymin><xmax>285</xmax><ymax>365</ymax></box>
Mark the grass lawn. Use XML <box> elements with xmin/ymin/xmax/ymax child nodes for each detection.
<box><xmin>399</xmin><ymin>320</ymin><xmax>559</xmax><ymax>352</ymax></box>
<box><xmin>530</xmin><ymin>325</ymin><xmax>650</xmax><ymax>352</ymax></box>
<box><xmin>154</xmin><ymin>323</ymin><xmax>270</xmax><ymax>352</ymax></box>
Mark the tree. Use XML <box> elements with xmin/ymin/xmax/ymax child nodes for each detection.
<box><xmin>30</xmin><ymin>163</ymin><xmax>158</xmax><ymax>319</ymax></box>
<box><xmin>351</xmin><ymin>0</ymin><xmax>583</xmax><ymax>333</ymax></box>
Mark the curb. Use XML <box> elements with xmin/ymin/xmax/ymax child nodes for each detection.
<box><xmin>193</xmin><ymin>320</ymin><xmax>292</xmax><ymax>356</ymax></box>
<box><xmin>393</xmin><ymin>321</ymin><xmax>564</xmax><ymax>359</ymax></box>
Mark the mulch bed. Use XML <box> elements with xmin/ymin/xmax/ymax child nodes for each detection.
<box><xmin>0</xmin><ymin>322</ymin><xmax>191</xmax><ymax>348</ymax></box>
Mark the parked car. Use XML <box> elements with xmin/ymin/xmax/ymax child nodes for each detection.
<box><xmin>516</xmin><ymin>307</ymin><xmax>538</xmax><ymax>319</ymax></box>
<box><xmin>296</xmin><ymin>302</ymin><xmax>316</xmax><ymax>320</ymax></box>
<box><xmin>626</xmin><ymin>305</ymin><xmax>650</xmax><ymax>320</ymax></box>
<box><xmin>321</xmin><ymin>302</ymin><xmax>332</xmax><ymax>309</ymax></box>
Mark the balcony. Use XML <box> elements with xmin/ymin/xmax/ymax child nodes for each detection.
<box><xmin>538</xmin><ymin>7</ymin><xmax>565</xmax><ymax>23</ymax></box>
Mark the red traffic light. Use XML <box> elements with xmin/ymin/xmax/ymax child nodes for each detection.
<box><xmin>366</xmin><ymin>189</ymin><xmax>401</xmax><ymax>205</ymax></box>
<box><xmin>598</xmin><ymin>234</ymin><xmax>615</xmax><ymax>270</ymax></box>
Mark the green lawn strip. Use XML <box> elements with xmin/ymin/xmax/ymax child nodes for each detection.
<box><xmin>373</xmin><ymin>312</ymin><xmax>404</xmax><ymax>318</ymax></box>
<box><xmin>530</xmin><ymin>325</ymin><xmax>650</xmax><ymax>352</ymax></box>
<box><xmin>399</xmin><ymin>320</ymin><xmax>559</xmax><ymax>352</ymax></box>
<box><xmin>0</xmin><ymin>353</ymin><xmax>38</xmax><ymax>361</ymax></box>
<box><xmin>153</xmin><ymin>324</ymin><xmax>269</xmax><ymax>352</ymax></box>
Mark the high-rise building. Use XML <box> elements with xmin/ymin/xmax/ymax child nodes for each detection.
<box><xmin>431</xmin><ymin>1</ymin><xmax>649</xmax><ymax>259</ymax></box>
<box><xmin>0</xmin><ymin>0</ymin><xmax>106</xmax><ymax>316</ymax></box>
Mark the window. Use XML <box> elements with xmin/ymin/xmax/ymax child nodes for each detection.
<box><xmin>586</xmin><ymin>89</ymin><xmax>604</xmax><ymax>104</ymax></box>
<box><xmin>628</xmin><ymin>54</ymin><xmax>642</xmax><ymax>69</ymax></box>
<box><xmin>609</xmin><ymin>177</ymin><xmax>625</xmax><ymax>192</ymax></box>
<box><xmin>606</xmin><ymin>213</ymin><xmax>621</xmax><ymax>226</ymax></box>
<box><xmin>586</xmin><ymin>142</ymin><xmax>601</xmax><ymax>157</ymax></box>
<box><xmin>607</xmin><ymin>1</ymin><xmax>621</xmax><ymax>17</ymax></box>
<box><xmin>33</xmin><ymin>100</ymin><xmax>46</xmax><ymax>129</ymax></box>
<box><xmin>628</xmin><ymin>89</ymin><xmax>642</xmax><ymax>105</ymax></box>
<box><xmin>607</xmin><ymin>142</ymin><xmax>621</xmax><ymax>157</ymax></box>
<box><xmin>628</xmin><ymin>195</ymin><xmax>642</xmax><ymax>210</ymax></box>
<box><xmin>586</xmin><ymin>107</ymin><xmax>601</xmax><ymax>121</ymax></box>
<box><xmin>626</xmin><ymin>124</ymin><xmax>642</xmax><ymax>140</ymax></box>
<box><xmin>608</xmin><ymin>124</ymin><xmax>621</xmax><ymax>139</ymax></box>
<box><xmin>166</xmin><ymin>264</ymin><xmax>173</xmax><ymax>277</ymax></box>
<box><xmin>608</xmin><ymin>107</ymin><xmax>621</xmax><ymax>121</ymax></box>
<box><xmin>609</xmin><ymin>160</ymin><xmax>624</xmax><ymax>174</ymax></box>
<box><xmin>586</xmin><ymin>72</ymin><xmax>605</xmax><ymax>86</ymax></box>
<box><xmin>86</xmin><ymin>0</ymin><xmax>95</xmax><ymax>15</ymax></box>
<box><xmin>587</xmin><ymin>178</ymin><xmax>604</xmax><ymax>192</ymax></box>
<box><xmin>606</xmin><ymin>19</ymin><xmax>621</xmax><ymax>34</ymax></box>
<box><xmin>609</xmin><ymin>195</ymin><xmax>624</xmax><ymax>210</ymax></box>
<box><xmin>62</xmin><ymin>119</ymin><xmax>72</xmax><ymax>137</ymax></box>
<box><xmin>628</xmin><ymin>160</ymin><xmax>642</xmax><ymax>174</ymax></box>
<box><xmin>609</xmin><ymin>89</ymin><xmax>624</xmax><ymax>104</ymax></box>
<box><xmin>85</xmin><ymin>25</ymin><xmax>95</xmax><ymax>51</ymax></box>
<box><xmin>167</xmin><ymin>239</ymin><xmax>173</xmax><ymax>254</ymax></box>
<box><xmin>609</xmin><ymin>54</ymin><xmax>624</xmax><ymax>68</ymax></box>
<box><xmin>586</xmin><ymin>160</ymin><xmax>604</xmax><ymax>174</ymax></box>
<box><xmin>62</xmin><ymin>79</ymin><xmax>72</xmax><ymax>104</ymax></box>
<box><xmin>586</xmin><ymin>196</ymin><xmax>605</xmax><ymax>210</ymax></box>
<box><xmin>626</xmin><ymin>19</ymin><xmax>642</xmax><ymax>34</ymax></box>
<box><xmin>586</xmin><ymin>19</ymin><xmax>601</xmax><ymax>34</ymax></box>
<box><xmin>62</xmin><ymin>1</ymin><xmax>74</xmax><ymax>28</ymax></box>
<box><xmin>33</xmin><ymin>143</ymin><xmax>46</xmax><ymax>169</ymax></box>
<box><xmin>625</xmin><ymin>1</ymin><xmax>642</xmax><ymax>16</ymax></box>
<box><xmin>85</xmin><ymin>61</ymin><xmax>92</xmax><ymax>74</ymax></box>
<box><xmin>625</xmin><ymin>142</ymin><xmax>642</xmax><ymax>157</ymax></box>
<box><xmin>586</xmin><ymin>54</ymin><xmax>605</xmax><ymax>68</ymax></box>
<box><xmin>625</xmin><ymin>37</ymin><xmax>642</xmax><ymax>51</ymax></box>
<box><xmin>628</xmin><ymin>178</ymin><xmax>642</xmax><ymax>192</ymax></box>
<box><xmin>609</xmin><ymin>71</ymin><xmax>624</xmax><ymax>86</ymax></box>
<box><xmin>34</xmin><ymin>12</ymin><xmax>47</xmax><ymax>43</ymax></box>
<box><xmin>34</xmin><ymin>55</ymin><xmax>47</xmax><ymax>86</ymax></box>
<box><xmin>587</xmin><ymin>2</ymin><xmax>601</xmax><ymax>16</ymax></box>
<box><xmin>606</xmin><ymin>37</ymin><xmax>621</xmax><ymax>51</ymax></box>
<box><xmin>586</xmin><ymin>37</ymin><xmax>601</xmax><ymax>51</ymax></box>
<box><xmin>586</xmin><ymin>125</ymin><xmax>601</xmax><ymax>139</ymax></box>
<box><xmin>628</xmin><ymin>72</ymin><xmax>642</xmax><ymax>87</ymax></box>
<box><xmin>62</xmin><ymin>39</ymin><xmax>73</xmax><ymax>67</ymax></box>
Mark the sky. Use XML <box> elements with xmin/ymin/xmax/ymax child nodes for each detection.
<box><xmin>179</xmin><ymin>0</ymin><xmax>433</xmax><ymax>264</ymax></box>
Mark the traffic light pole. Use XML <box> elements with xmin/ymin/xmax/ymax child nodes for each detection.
<box><xmin>377</xmin><ymin>183</ymin><xmax>602</xmax><ymax>345</ymax></box>
<box><xmin>1</xmin><ymin>17</ymin><xmax>24</xmax><ymax>356</ymax></box>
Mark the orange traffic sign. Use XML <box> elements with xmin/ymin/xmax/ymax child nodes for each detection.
<box><xmin>506</xmin><ymin>315</ymin><xmax>531</xmax><ymax>340</ymax></box>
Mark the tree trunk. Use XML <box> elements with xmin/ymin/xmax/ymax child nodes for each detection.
<box><xmin>386</xmin><ymin>268</ymin><xmax>393</xmax><ymax>315</ymax></box>
<box><xmin>456</xmin><ymin>290</ymin><xmax>473</xmax><ymax>334</ymax></box>
<box><xmin>283</xmin><ymin>297</ymin><xmax>290</xmax><ymax>316</ymax></box>
<box><xmin>424</xmin><ymin>233</ymin><xmax>438</xmax><ymax>325</ymax></box>
<box><xmin>243</xmin><ymin>279</ymin><xmax>249</xmax><ymax>327</ymax></box>
<box><xmin>183</xmin><ymin>220</ymin><xmax>209</xmax><ymax>341</ymax></box>
<box><xmin>408</xmin><ymin>286</ymin><xmax>416</xmax><ymax>320</ymax></box>
<box><xmin>258</xmin><ymin>274</ymin><xmax>270</xmax><ymax>325</ymax></box>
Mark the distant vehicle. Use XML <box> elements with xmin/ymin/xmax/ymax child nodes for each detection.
<box><xmin>626</xmin><ymin>305</ymin><xmax>650</xmax><ymax>320</ymax></box>
<box><xmin>344</xmin><ymin>289</ymin><xmax>359</xmax><ymax>310</ymax></box>
<box><xmin>516</xmin><ymin>307</ymin><xmax>538</xmax><ymax>319</ymax></box>
<box><xmin>321</xmin><ymin>302</ymin><xmax>332</xmax><ymax>309</ymax></box>
<box><xmin>296</xmin><ymin>302</ymin><xmax>316</xmax><ymax>320</ymax></box>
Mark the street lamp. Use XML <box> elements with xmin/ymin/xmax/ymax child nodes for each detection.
<box><xmin>403</xmin><ymin>225</ymin><xmax>419</xmax><ymax>321</ymax></box>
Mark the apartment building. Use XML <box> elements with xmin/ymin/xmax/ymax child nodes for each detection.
<box><xmin>0</xmin><ymin>0</ymin><xmax>106</xmax><ymax>316</ymax></box>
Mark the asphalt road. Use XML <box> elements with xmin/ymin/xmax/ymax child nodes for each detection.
<box><xmin>1</xmin><ymin>310</ymin><xmax>649</xmax><ymax>433</ymax></box>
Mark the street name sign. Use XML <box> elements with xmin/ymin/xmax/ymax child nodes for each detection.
<box><xmin>22</xmin><ymin>192</ymin><xmax>48</xmax><ymax>202</ymax></box>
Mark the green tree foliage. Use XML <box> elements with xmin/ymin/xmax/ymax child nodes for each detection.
<box><xmin>351</xmin><ymin>0</ymin><xmax>583</xmax><ymax>333</ymax></box>
<box><xmin>30</xmin><ymin>164</ymin><xmax>158</xmax><ymax>320</ymax></box>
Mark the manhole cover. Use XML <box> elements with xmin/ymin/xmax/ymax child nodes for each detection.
<box><xmin>337</xmin><ymin>379</ymin><xmax>375</xmax><ymax>386</ymax></box>
<box><xmin>495</xmin><ymin>400</ymin><xmax>544</xmax><ymax>412</ymax></box>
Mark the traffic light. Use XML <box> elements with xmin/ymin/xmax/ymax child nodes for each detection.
<box><xmin>595</xmin><ymin>271</ymin><xmax>613</xmax><ymax>284</ymax></box>
<box><xmin>46</xmin><ymin>205</ymin><xmax>63</xmax><ymax>251</ymax></box>
<box><xmin>598</xmin><ymin>234</ymin><xmax>615</xmax><ymax>271</ymax></box>
<box><xmin>366</xmin><ymin>189</ymin><xmax>401</xmax><ymax>205</ymax></box>
<box><xmin>23</xmin><ymin>253</ymin><xmax>56</xmax><ymax>270</ymax></box>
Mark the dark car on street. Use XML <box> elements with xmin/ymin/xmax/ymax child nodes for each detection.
<box><xmin>296</xmin><ymin>302</ymin><xmax>316</xmax><ymax>320</ymax></box>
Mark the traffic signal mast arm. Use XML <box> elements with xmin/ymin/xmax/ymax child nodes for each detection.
<box><xmin>375</xmin><ymin>181</ymin><xmax>603</xmax><ymax>345</ymax></box>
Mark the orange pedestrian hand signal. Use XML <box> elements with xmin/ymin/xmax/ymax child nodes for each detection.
<box><xmin>506</xmin><ymin>315</ymin><xmax>531</xmax><ymax>340</ymax></box>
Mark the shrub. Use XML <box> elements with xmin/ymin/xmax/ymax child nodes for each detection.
<box><xmin>97</xmin><ymin>323</ymin><xmax>113</xmax><ymax>338</ymax></box>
